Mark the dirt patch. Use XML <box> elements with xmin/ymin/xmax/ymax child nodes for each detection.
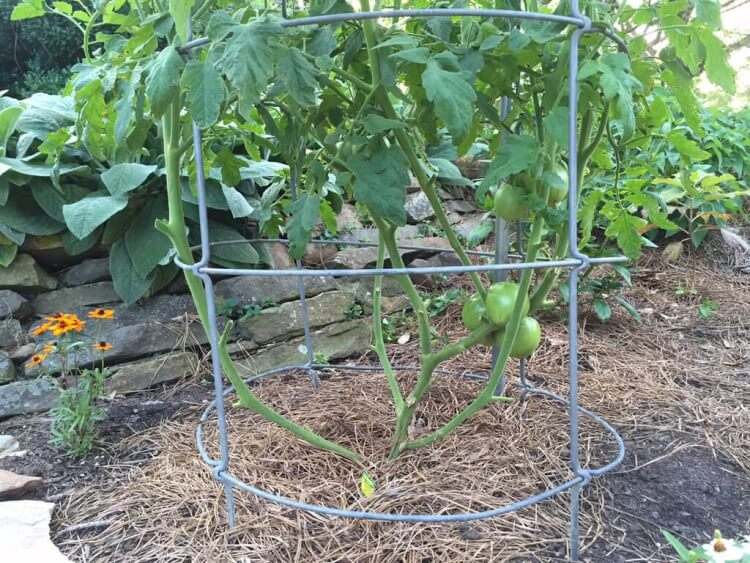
<box><xmin>4</xmin><ymin>249</ymin><xmax>750</xmax><ymax>562</ymax></box>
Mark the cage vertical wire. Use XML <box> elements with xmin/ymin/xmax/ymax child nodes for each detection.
<box><xmin>178</xmin><ymin>4</ymin><xmax>628</xmax><ymax>560</ymax></box>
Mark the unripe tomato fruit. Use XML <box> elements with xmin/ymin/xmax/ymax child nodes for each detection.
<box><xmin>462</xmin><ymin>294</ymin><xmax>486</xmax><ymax>331</ymax></box>
<box><xmin>485</xmin><ymin>282</ymin><xmax>529</xmax><ymax>327</ymax></box>
<box><xmin>545</xmin><ymin>165</ymin><xmax>568</xmax><ymax>205</ymax></box>
<box><xmin>493</xmin><ymin>184</ymin><xmax>528</xmax><ymax>221</ymax></box>
<box><xmin>495</xmin><ymin>316</ymin><xmax>542</xmax><ymax>358</ymax></box>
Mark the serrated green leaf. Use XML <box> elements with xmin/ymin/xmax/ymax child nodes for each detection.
<box><xmin>700</xmin><ymin>32</ymin><xmax>735</xmax><ymax>94</ymax></box>
<box><xmin>479</xmin><ymin>135</ymin><xmax>538</xmax><ymax>195</ymax></box>
<box><xmin>350</xmin><ymin>145</ymin><xmax>409</xmax><ymax>226</ymax></box>
<box><xmin>422</xmin><ymin>57</ymin><xmax>476</xmax><ymax>142</ymax></box>
<box><xmin>102</xmin><ymin>163</ymin><xmax>157</xmax><ymax>196</ymax></box>
<box><xmin>52</xmin><ymin>1</ymin><xmax>72</xmax><ymax>15</ymax></box>
<box><xmin>181</xmin><ymin>59</ymin><xmax>225</xmax><ymax>128</ymax></box>
<box><xmin>217</xmin><ymin>18</ymin><xmax>281</xmax><ymax>111</ymax></box>
<box><xmin>125</xmin><ymin>198</ymin><xmax>171</xmax><ymax>278</ymax></box>
<box><xmin>63</xmin><ymin>194</ymin><xmax>129</xmax><ymax>239</ymax></box>
<box><xmin>287</xmin><ymin>194</ymin><xmax>320</xmax><ymax>259</ymax></box>
<box><xmin>277</xmin><ymin>47</ymin><xmax>318</xmax><ymax>107</ymax></box>
<box><xmin>390</xmin><ymin>47</ymin><xmax>430</xmax><ymax>64</ymax></box>
<box><xmin>169</xmin><ymin>0</ymin><xmax>195</xmax><ymax>42</ymax></box>
<box><xmin>543</xmin><ymin>106</ymin><xmax>569</xmax><ymax>150</ymax></box>
<box><xmin>694</xmin><ymin>0</ymin><xmax>721</xmax><ymax>28</ymax></box>
<box><xmin>11</xmin><ymin>0</ymin><xmax>45</xmax><ymax>20</ymax></box>
<box><xmin>662</xmin><ymin>63</ymin><xmax>702</xmax><ymax>134</ymax></box>
<box><xmin>110</xmin><ymin>239</ymin><xmax>152</xmax><ymax>304</ymax></box>
<box><xmin>145</xmin><ymin>46</ymin><xmax>185</xmax><ymax>119</ymax></box>
<box><xmin>362</xmin><ymin>114</ymin><xmax>407</xmax><ymax>134</ymax></box>
<box><xmin>614</xmin><ymin>296</ymin><xmax>641</xmax><ymax>322</ymax></box>
<box><xmin>667</xmin><ymin>131</ymin><xmax>710</xmax><ymax>161</ymax></box>
<box><xmin>606</xmin><ymin>214</ymin><xmax>644</xmax><ymax>259</ymax></box>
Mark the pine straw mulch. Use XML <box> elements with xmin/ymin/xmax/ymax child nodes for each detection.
<box><xmin>53</xmin><ymin>249</ymin><xmax>750</xmax><ymax>562</ymax></box>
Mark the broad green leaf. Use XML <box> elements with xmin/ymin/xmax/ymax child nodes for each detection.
<box><xmin>277</xmin><ymin>47</ymin><xmax>318</xmax><ymax>107</ymax></box>
<box><xmin>479</xmin><ymin>135</ymin><xmax>538</xmax><ymax>194</ymax></box>
<box><xmin>63</xmin><ymin>194</ymin><xmax>129</xmax><ymax>239</ymax></box>
<box><xmin>543</xmin><ymin>106</ymin><xmax>569</xmax><ymax>150</ymax></box>
<box><xmin>63</xmin><ymin>228</ymin><xmax>100</xmax><ymax>256</ymax></box>
<box><xmin>198</xmin><ymin>221</ymin><xmax>260</xmax><ymax>265</ymax></box>
<box><xmin>102</xmin><ymin>163</ymin><xmax>158</xmax><ymax>196</ymax></box>
<box><xmin>217</xmin><ymin>18</ymin><xmax>281</xmax><ymax>111</ymax></box>
<box><xmin>169</xmin><ymin>0</ymin><xmax>195</xmax><ymax>42</ymax></box>
<box><xmin>11</xmin><ymin>0</ymin><xmax>45</xmax><ymax>20</ymax></box>
<box><xmin>0</xmin><ymin>178</ymin><xmax>8</xmax><ymax>205</ymax></box>
<box><xmin>593</xmin><ymin>298</ymin><xmax>612</xmax><ymax>321</ymax></box>
<box><xmin>700</xmin><ymin>32</ymin><xmax>735</xmax><ymax>94</ymax></box>
<box><xmin>0</xmin><ymin>190</ymin><xmax>65</xmax><ymax>235</ymax></box>
<box><xmin>666</xmin><ymin>131</ymin><xmax>710</xmax><ymax>161</ymax></box>
<box><xmin>17</xmin><ymin>94</ymin><xmax>75</xmax><ymax>139</ymax></box>
<box><xmin>181</xmin><ymin>59</ymin><xmax>225</xmax><ymax>128</ymax></box>
<box><xmin>31</xmin><ymin>181</ymin><xmax>87</xmax><ymax>222</ymax></box>
<box><xmin>0</xmin><ymin>106</ymin><xmax>23</xmax><ymax>156</ymax></box>
<box><xmin>694</xmin><ymin>0</ymin><xmax>721</xmax><ymax>28</ymax></box>
<box><xmin>362</xmin><ymin>115</ymin><xmax>407</xmax><ymax>134</ymax></box>
<box><xmin>0</xmin><ymin>224</ymin><xmax>25</xmax><ymax>245</ymax></box>
<box><xmin>125</xmin><ymin>198</ymin><xmax>171</xmax><ymax>278</ymax></box>
<box><xmin>145</xmin><ymin>46</ymin><xmax>185</xmax><ymax>119</ymax></box>
<box><xmin>391</xmin><ymin>47</ymin><xmax>430</xmax><ymax>64</ymax></box>
<box><xmin>223</xmin><ymin>186</ymin><xmax>255</xmax><ymax>218</ymax></box>
<box><xmin>0</xmin><ymin>157</ymin><xmax>86</xmax><ymax>178</ymax></box>
<box><xmin>0</xmin><ymin>244</ymin><xmax>17</xmax><ymax>267</ymax></box>
<box><xmin>287</xmin><ymin>194</ymin><xmax>320</xmax><ymax>259</ymax></box>
<box><xmin>350</xmin><ymin>145</ymin><xmax>410</xmax><ymax>226</ymax></box>
<box><xmin>428</xmin><ymin>158</ymin><xmax>472</xmax><ymax>186</ymax></box>
<box><xmin>52</xmin><ymin>1</ymin><xmax>72</xmax><ymax>15</ymax></box>
<box><xmin>422</xmin><ymin>57</ymin><xmax>476</xmax><ymax>142</ymax></box>
<box><xmin>110</xmin><ymin>240</ymin><xmax>152</xmax><ymax>304</ymax></box>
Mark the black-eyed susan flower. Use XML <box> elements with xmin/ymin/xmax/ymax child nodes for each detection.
<box><xmin>26</xmin><ymin>353</ymin><xmax>47</xmax><ymax>368</ymax></box>
<box><xmin>93</xmin><ymin>341</ymin><xmax>113</xmax><ymax>352</ymax></box>
<box><xmin>88</xmin><ymin>308</ymin><xmax>115</xmax><ymax>320</ymax></box>
<box><xmin>31</xmin><ymin>322</ymin><xmax>52</xmax><ymax>337</ymax></box>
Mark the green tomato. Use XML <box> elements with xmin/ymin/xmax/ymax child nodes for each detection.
<box><xmin>485</xmin><ymin>282</ymin><xmax>530</xmax><ymax>327</ymax></box>
<box><xmin>545</xmin><ymin>166</ymin><xmax>568</xmax><ymax>205</ymax></box>
<box><xmin>493</xmin><ymin>184</ymin><xmax>528</xmax><ymax>221</ymax></box>
<box><xmin>462</xmin><ymin>294</ymin><xmax>486</xmax><ymax>331</ymax></box>
<box><xmin>495</xmin><ymin>316</ymin><xmax>542</xmax><ymax>358</ymax></box>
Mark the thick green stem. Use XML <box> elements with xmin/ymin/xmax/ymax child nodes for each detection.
<box><xmin>373</xmin><ymin>233</ymin><xmax>404</xmax><ymax>415</ymax></box>
<box><xmin>82</xmin><ymin>9</ymin><xmax>99</xmax><ymax>62</ymax></box>
<box><xmin>157</xmin><ymin>100</ymin><xmax>362</xmax><ymax>464</ymax></box>
<box><xmin>404</xmin><ymin>187</ymin><xmax>550</xmax><ymax>450</ymax></box>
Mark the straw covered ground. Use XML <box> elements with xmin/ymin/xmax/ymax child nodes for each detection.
<box><xmin>50</xmin><ymin>248</ymin><xmax>750</xmax><ymax>562</ymax></box>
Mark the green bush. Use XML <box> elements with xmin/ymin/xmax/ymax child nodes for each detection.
<box><xmin>0</xmin><ymin>0</ymin><xmax>82</xmax><ymax>95</ymax></box>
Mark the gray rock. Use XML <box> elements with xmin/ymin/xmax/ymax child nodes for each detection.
<box><xmin>409</xmin><ymin>254</ymin><xmax>463</xmax><ymax>287</ymax></box>
<box><xmin>0</xmin><ymin>290</ymin><xmax>31</xmax><ymax>320</ymax></box>
<box><xmin>445</xmin><ymin>198</ymin><xmax>477</xmax><ymax>214</ymax></box>
<box><xmin>336</xmin><ymin>204</ymin><xmax>363</xmax><ymax>232</ymax></box>
<box><xmin>302</xmin><ymin>242</ymin><xmax>338</xmax><ymax>267</ymax></box>
<box><xmin>0</xmin><ymin>435</ymin><xmax>23</xmax><ymax>458</ymax></box>
<box><xmin>237</xmin><ymin>290</ymin><xmax>356</xmax><ymax>344</ymax></box>
<box><xmin>265</xmin><ymin>242</ymin><xmax>293</xmax><ymax>270</ymax></box>
<box><xmin>405</xmin><ymin>191</ymin><xmax>435</xmax><ymax>223</ymax></box>
<box><xmin>31</xmin><ymin>282</ymin><xmax>120</xmax><ymax>315</ymax></box>
<box><xmin>0</xmin><ymin>378</ymin><xmax>59</xmax><ymax>417</ymax></box>
<box><xmin>59</xmin><ymin>258</ymin><xmax>110</xmax><ymax>287</ymax></box>
<box><xmin>0</xmin><ymin>500</ymin><xmax>71</xmax><ymax>562</ymax></box>
<box><xmin>0</xmin><ymin>254</ymin><xmax>57</xmax><ymax>293</ymax></box>
<box><xmin>0</xmin><ymin>352</ymin><xmax>16</xmax><ymax>384</ymax></box>
<box><xmin>104</xmin><ymin>351</ymin><xmax>198</xmax><ymax>394</ymax></box>
<box><xmin>340</xmin><ymin>225</ymin><xmax>422</xmax><ymax>243</ymax></box>
<box><xmin>9</xmin><ymin>344</ymin><xmax>34</xmax><ymax>362</ymax></box>
<box><xmin>326</xmin><ymin>237</ymin><xmax>451</xmax><ymax>270</ymax></box>
<box><xmin>454</xmin><ymin>213</ymin><xmax>491</xmax><ymax>243</ymax></box>
<box><xmin>0</xmin><ymin>319</ymin><xmax>23</xmax><ymax>349</ymax></box>
<box><xmin>235</xmin><ymin>319</ymin><xmax>371</xmax><ymax>377</ymax></box>
<box><xmin>215</xmin><ymin>275</ymin><xmax>337</xmax><ymax>307</ymax></box>
<box><xmin>0</xmin><ymin>469</ymin><xmax>43</xmax><ymax>500</ymax></box>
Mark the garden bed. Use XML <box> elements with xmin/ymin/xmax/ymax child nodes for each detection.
<box><xmin>3</xmin><ymin>249</ymin><xmax>750</xmax><ymax>562</ymax></box>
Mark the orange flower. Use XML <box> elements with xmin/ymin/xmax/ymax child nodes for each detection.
<box><xmin>31</xmin><ymin>322</ymin><xmax>52</xmax><ymax>337</ymax></box>
<box><xmin>49</xmin><ymin>317</ymin><xmax>85</xmax><ymax>336</ymax></box>
<box><xmin>26</xmin><ymin>353</ymin><xmax>47</xmax><ymax>368</ymax></box>
<box><xmin>88</xmin><ymin>308</ymin><xmax>115</xmax><ymax>320</ymax></box>
<box><xmin>93</xmin><ymin>341</ymin><xmax>112</xmax><ymax>352</ymax></box>
<box><xmin>42</xmin><ymin>342</ymin><xmax>56</xmax><ymax>355</ymax></box>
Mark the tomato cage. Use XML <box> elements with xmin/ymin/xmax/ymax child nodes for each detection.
<box><xmin>178</xmin><ymin>3</ymin><xmax>627</xmax><ymax>560</ymax></box>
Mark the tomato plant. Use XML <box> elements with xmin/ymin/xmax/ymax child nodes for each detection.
<box><xmin>5</xmin><ymin>0</ymin><xmax>736</xmax><ymax>463</ymax></box>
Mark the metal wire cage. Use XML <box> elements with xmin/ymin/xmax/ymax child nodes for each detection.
<box><xmin>179</xmin><ymin>3</ymin><xmax>627</xmax><ymax>560</ymax></box>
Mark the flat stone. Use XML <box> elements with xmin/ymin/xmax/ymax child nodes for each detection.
<box><xmin>9</xmin><ymin>344</ymin><xmax>34</xmax><ymax>362</ymax></box>
<box><xmin>445</xmin><ymin>199</ymin><xmax>477</xmax><ymax>214</ymax></box>
<box><xmin>59</xmin><ymin>258</ymin><xmax>110</xmax><ymax>287</ymax></box>
<box><xmin>0</xmin><ymin>290</ymin><xmax>31</xmax><ymax>320</ymax></box>
<box><xmin>340</xmin><ymin>225</ymin><xmax>422</xmax><ymax>243</ymax></box>
<box><xmin>0</xmin><ymin>319</ymin><xmax>23</xmax><ymax>349</ymax></box>
<box><xmin>31</xmin><ymin>282</ymin><xmax>120</xmax><ymax>315</ymax></box>
<box><xmin>302</xmin><ymin>242</ymin><xmax>338</xmax><ymax>267</ymax></box>
<box><xmin>235</xmin><ymin>319</ymin><xmax>371</xmax><ymax>377</ymax></box>
<box><xmin>0</xmin><ymin>378</ymin><xmax>59</xmax><ymax>418</ymax></box>
<box><xmin>237</xmin><ymin>290</ymin><xmax>356</xmax><ymax>344</ymax></box>
<box><xmin>0</xmin><ymin>470</ymin><xmax>43</xmax><ymax>500</ymax></box>
<box><xmin>0</xmin><ymin>500</ymin><xmax>71</xmax><ymax>562</ymax></box>
<box><xmin>215</xmin><ymin>275</ymin><xmax>337</xmax><ymax>307</ymax></box>
<box><xmin>409</xmin><ymin>254</ymin><xmax>463</xmax><ymax>287</ymax></box>
<box><xmin>104</xmin><ymin>351</ymin><xmax>198</xmax><ymax>394</ymax></box>
<box><xmin>405</xmin><ymin>191</ymin><xmax>435</xmax><ymax>223</ymax></box>
<box><xmin>0</xmin><ymin>254</ymin><xmax>57</xmax><ymax>293</ymax></box>
<box><xmin>265</xmin><ymin>242</ymin><xmax>293</xmax><ymax>270</ymax></box>
<box><xmin>0</xmin><ymin>352</ymin><xmax>16</xmax><ymax>384</ymax></box>
<box><xmin>0</xmin><ymin>435</ymin><xmax>24</xmax><ymax>458</ymax></box>
<box><xmin>326</xmin><ymin>237</ymin><xmax>451</xmax><ymax>270</ymax></box>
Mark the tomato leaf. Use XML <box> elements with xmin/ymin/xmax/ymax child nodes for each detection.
<box><xmin>277</xmin><ymin>46</ymin><xmax>319</xmax><ymax>107</ymax></box>
<box><xmin>181</xmin><ymin>59</ymin><xmax>225</xmax><ymax>128</ymax></box>
<box><xmin>145</xmin><ymin>46</ymin><xmax>185</xmax><ymax>119</ymax></box>
<box><xmin>287</xmin><ymin>194</ymin><xmax>320</xmax><ymax>260</ymax></box>
<box><xmin>592</xmin><ymin>298</ymin><xmax>612</xmax><ymax>321</ymax></box>
<box><xmin>479</xmin><ymin>135</ymin><xmax>538</xmax><ymax>197</ymax></box>
<box><xmin>350</xmin><ymin>145</ymin><xmax>410</xmax><ymax>226</ymax></box>
<box><xmin>422</xmin><ymin>56</ymin><xmax>476</xmax><ymax>143</ymax></box>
